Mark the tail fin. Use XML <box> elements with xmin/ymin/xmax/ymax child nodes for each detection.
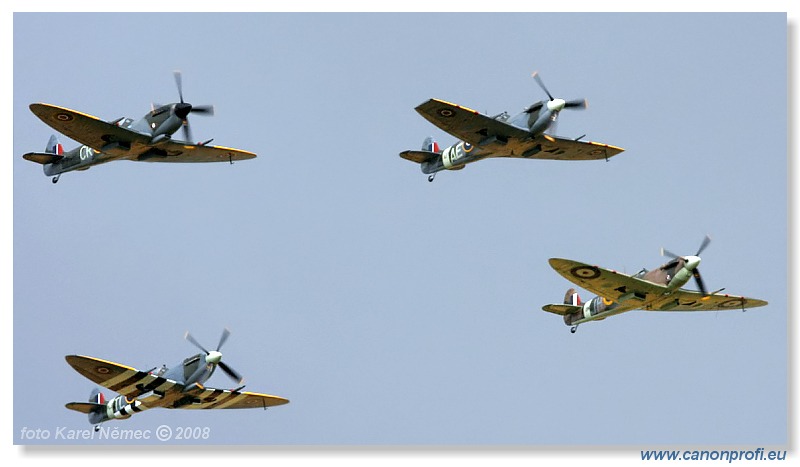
<box><xmin>564</xmin><ymin>288</ymin><xmax>581</xmax><ymax>306</ymax></box>
<box><xmin>422</xmin><ymin>136</ymin><xmax>440</xmax><ymax>153</ymax></box>
<box><xmin>23</xmin><ymin>135</ymin><xmax>64</xmax><ymax>165</ymax></box>
<box><xmin>90</xmin><ymin>388</ymin><xmax>106</xmax><ymax>405</ymax></box>
<box><xmin>46</xmin><ymin>135</ymin><xmax>63</xmax><ymax>155</ymax></box>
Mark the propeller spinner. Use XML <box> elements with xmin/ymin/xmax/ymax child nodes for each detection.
<box><xmin>661</xmin><ymin>235</ymin><xmax>712</xmax><ymax>295</ymax></box>
<box><xmin>526</xmin><ymin>72</ymin><xmax>587</xmax><ymax>136</ymax></box>
<box><xmin>184</xmin><ymin>328</ymin><xmax>243</xmax><ymax>385</ymax></box>
<box><xmin>171</xmin><ymin>70</ymin><xmax>214</xmax><ymax>142</ymax></box>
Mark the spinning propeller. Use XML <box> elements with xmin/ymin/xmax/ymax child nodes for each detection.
<box><xmin>661</xmin><ymin>235</ymin><xmax>712</xmax><ymax>295</ymax></box>
<box><xmin>526</xmin><ymin>72</ymin><xmax>587</xmax><ymax>135</ymax></box>
<box><xmin>172</xmin><ymin>70</ymin><xmax>214</xmax><ymax>143</ymax></box>
<box><xmin>184</xmin><ymin>328</ymin><xmax>243</xmax><ymax>385</ymax></box>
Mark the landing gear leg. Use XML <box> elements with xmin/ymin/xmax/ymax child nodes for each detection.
<box><xmin>52</xmin><ymin>174</ymin><xmax>60</xmax><ymax>184</ymax></box>
<box><xmin>570</xmin><ymin>325</ymin><xmax>578</xmax><ymax>334</ymax></box>
<box><xmin>427</xmin><ymin>173</ymin><xmax>436</xmax><ymax>182</ymax></box>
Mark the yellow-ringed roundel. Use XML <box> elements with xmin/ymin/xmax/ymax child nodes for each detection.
<box><xmin>602</xmin><ymin>297</ymin><xmax>614</xmax><ymax>306</ymax></box>
<box><xmin>569</xmin><ymin>265</ymin><xmax>601</xmax><ymax>280</ymax></box>
<box><xmin>95</xmin><ymin>366</ymin><xmax>111</xmax><ymax>374</ymax></box>
<box><xmin>438</xmin><ymin>108</ymin><xmax>455</xmax><ymax>118</ymax></box>
<box><xmin>464</xmin><ymin>142</ymin><xmax>474</xmax><ymax>153</ymax></box>
<box><xmin>55</xmin><ymin>113</ymin><xmax>73</xmax><ymax>122</ymax></box>
<box><xmin>718</xmin><ymin>298</ymin><xmax>745</xmax><ymax>308</ymax></box>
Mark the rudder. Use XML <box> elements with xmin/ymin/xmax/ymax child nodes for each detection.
<box><xmin>45</xmin><ymin>135</ymin><xmax>63</xmax><ymax>155</ymax></box>
<box><xmin>422</xmin><ymin>136</ymin><xmax>440</xmax><ymax>153</ymax></box>
<box><xmin>564</xmin><ymin>288</ymin><xmax>581</xmax><ymax>306</ymax></box>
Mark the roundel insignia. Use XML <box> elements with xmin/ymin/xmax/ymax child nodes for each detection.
<box><xmin>569</xmin><ymin>265</ymin><xmax>601</xmax><ymax>280</ymax></box>
<box><xmin>718</xmin><ymin>299</ymin><xmax>744</xmax><ymax>308</ymax></box>
<box><xmin>95</xmin><ymin>366</ymin><xmax>111</xmax><ymax>374</ymax></box>
<box><xmin>589</xmin><ymin>149</ymin><xmax>603</xmax><ymax>156</ymax></box>
<box><xmin>438</xmin><ymin>108</ymin><xmax>455</xmax><ymax>118</ymax></box>
<box><xmin>464</xmin><ymin>142</ymin><xmax>474</xmax><ymax>153</ymax></box>
<box><xmin>55</xmin><ymin>113</ymin><xmax>73</xmax><ymax>122</ymax></box>
<box><xmin>602</xmin><ymin>297</ymin><xmax>613</xmax><ymax>306</ymax></box>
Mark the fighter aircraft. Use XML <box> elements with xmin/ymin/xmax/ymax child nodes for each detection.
<box><xmin>542</xmin><ymin>237</ymin><xmax>768</xmax><ymax>333</ymax></box>
<box><xmin>65</xmin><ymin>329</ymin><xmax>288</xmax><ymax>429</ymax></box>
<box><xmin>399</xmin><ymin>72</ymin><xmax>624</xmax><ymax>181</ymax></box>
<box><xmin>23</xmin><ymin>71</ymin><xmax>256</xmax><ymax>183</ymax></box>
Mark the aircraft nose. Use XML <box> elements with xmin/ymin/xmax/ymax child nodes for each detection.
<box><xmin>547</xmin><ymin>98</ymin><xmax>566</xmax><ymax>112</ymax></box>
<box><xmin>175</xmin><ymin>102</ymin><xmax>193</xmax><ymax>120</ymax></box>
<box><xmin>205</xmin><ymin>351</ymin><xmax>222</xmax><ymax>364</ymax></box>
<box><xmin>684</xmin><ymin>255</ymin><xmax>701</xmax><ymax>271</ymax></box>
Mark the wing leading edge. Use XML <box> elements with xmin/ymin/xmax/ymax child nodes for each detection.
<box><xmin>169</xmin><ymin>387</ymin><xmax>290</xmax><ymax>410</ymax></box>
<box><xmin>414</xmin><ymin>99</ymin><xmax>529</xmax><ymax>146</ymax></box>
<box><xmin>547</xmin><ymin>258</ymin><xmax>768</xmax><ymax>312</ymax></box>
<box><xmin>30</xmin><ymin>103</ymin><xmax>257</xmax><ymax>162</ymax></box>
<box><xmin>414</xmin><ymin>99</ymin><xmax>624</xmax><ymax>161</ymax></box>
<box><xmin>29</xmin><ymin>103</ymin><xmax>150</xmax><ymax>152</ymax></box>
<box><xmin>65</xmin><ymin>355</ymin><xmax>180</xmax><ymax>398</ymax></box>
<box><xmin>548</xmin><ymin>258</ymin><xmax>666</xmax><ymax>302</ymax></box>
<box><xmin>138</xmin><ymin>141</ymin><xmax>257</xmax><ymax>163</ymax></box>
<box><xmin>656</xmin><ymin>290</ymin><xmax>768</xmax><ymax>312</ymax></box>
<box><xmin>66</xmin><ymin>355</ymin><xmax>290</xmax><ymax>411</ymax></box>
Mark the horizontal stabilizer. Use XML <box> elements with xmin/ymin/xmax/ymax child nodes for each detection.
<box><xmin>399</xmin><ymin>150</ymin><xmax>439</xmax><ymax>164</ymax></box>
<box><xmin>542</xmin><ymin>303</ymin><xmax>582</xmax><ymax>316</ymax></box>
<box><xmin>65</xmin><ymin>401</ymin><xmax>104</xmax><ymax>414</ymax></box>
<box><xmin>23</xmin><ymin>152</ymin><xmax>63</xmax><ymax>165</ymax></box>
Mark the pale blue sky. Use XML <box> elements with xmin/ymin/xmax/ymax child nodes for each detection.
<box><xmin>9</xmin><ymin>10</ymin><xmax>790</xmax><ymax>454</ymax></box>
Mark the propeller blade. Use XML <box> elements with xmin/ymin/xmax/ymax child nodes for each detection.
<box><xmin>661</xmin><ymin>259</ymin><xmax>680</xmax><ymax>271</ymax></box>
<box><xmin>531</xmin><ymin>71</ymin><xmax>554</xmax><ymax>100</ymax></box>
<box><xmin>185</xmin><ymin>331</ymin><xmax>209</xmax><ymax>354</ymax></box>
<box><xmin>190</xmin><ymin>105</ymin><xmax>215</xmax><ymax>116</ymax></box>
<box><xmin>173</xmin><ymin>70</ymin><xmax>184</xmax><ymax>103</ymax></box>
<box><xmin>523</xmin><ymin>102</ymin><xmax>544</xmax><ymax>114</ymax></box>
<box><xmin>695</xmin><ymin>235</ymin><xmax>712</xmax><ymax>256</ymax></box>
<box><xmin>216</xmin><ymin>328</ymin><xmax>231</xmax><ymax>351</ymax></box>
<box><xmin>661</xmin><ymin>247</ymin><xmax>680</xmax><ymax>260</ymax></box>
<box><xmin>693</xmin><ymin>269</ymin><xmax>708</xmax><ymax>295</ymax></box>
<box><xmin>181</xmin><ymin>120</ymin><xmax>192</xmax><ymax>143</ymax></box>
<box><xmin>218</xmin><ymin>361</ymin><xmax>243</xmax><ymax>385</ymax></box>
<box><xmin>564</xmin><ymin>99</ymin><xmax>587</xmax><ymax>109</ymax></box>
<box><xmin>549</xmin><ymin>115</ymin><xmax>559</xmax><ymax>136</ymax></box>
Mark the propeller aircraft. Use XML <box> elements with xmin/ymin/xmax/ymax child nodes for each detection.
<box><xmin>399</xmin><ymin>72</ymin><xmax>624</xmax><ymax>182</ymax></box>
<box><xmin>65</xmin><ymin>329</ymin><xmax>288</xmax><ymax>430</ymax></box>
<box><xmin>23</xmin><ymin>71</ymin><xmax>256</xmax><ymax>183</ymax></box>
<box><xmin>541</xmin><ymin>237</ymin><xmax>768</xmax><ymax>333</ymax></box>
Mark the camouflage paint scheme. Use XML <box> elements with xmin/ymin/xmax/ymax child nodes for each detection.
<box><xmin>543</xmin><ymin>255</ymin><xmax>767</xmax><ymax>333</ymax></box>
<box><xmin>65</xmin><ymin>331</ymin><xmax>288</xmax><ymax>427</ymax></box>
<box><xmin>399</xmin><ymin>74</ymin><xmax>623</xmax><ymax>181</ymax></box>
<box><xmin>22</xmin><ymin>73</ymin><xmax>255</xmax><ymax>183</ymax></box>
